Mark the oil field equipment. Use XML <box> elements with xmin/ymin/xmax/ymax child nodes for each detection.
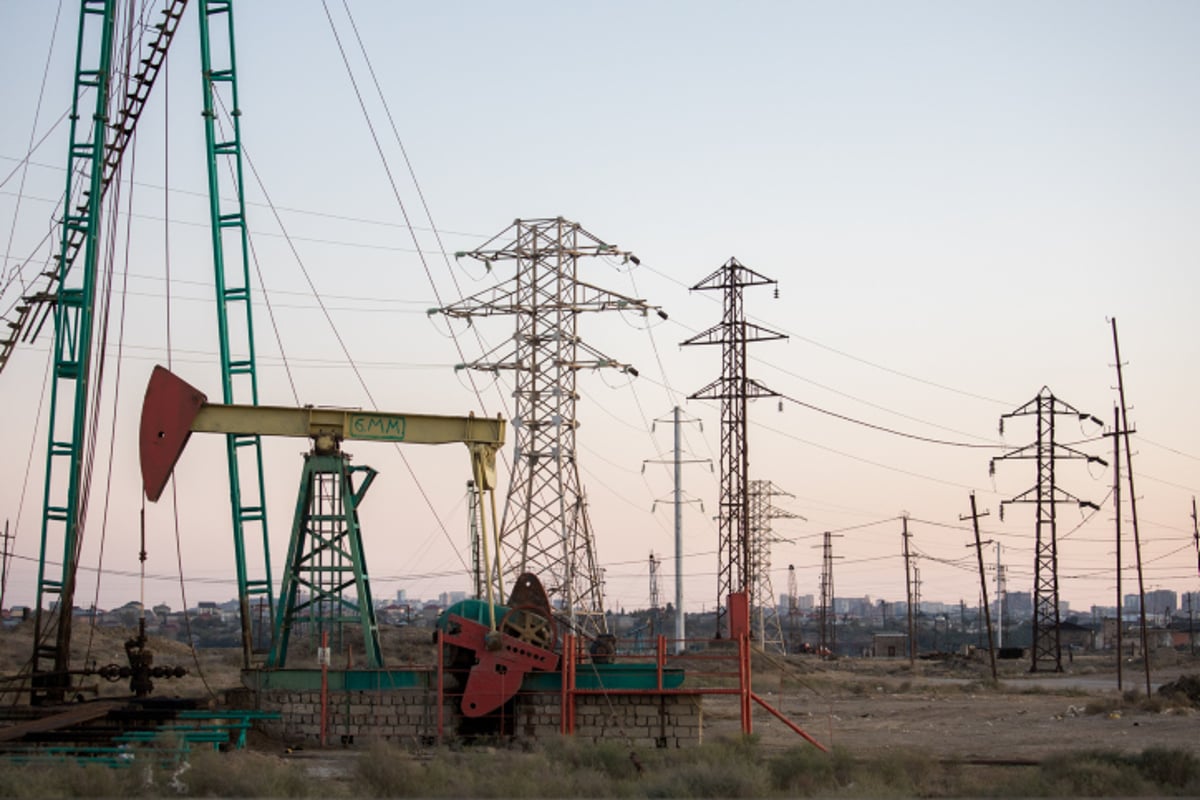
<box><xmin>139</xmin><ymin>365</ymin><xmax>507</xmax><ymax>670</ymax></box>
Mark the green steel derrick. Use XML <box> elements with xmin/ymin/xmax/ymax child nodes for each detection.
<box><xmin>269</xmin><ymin>455</ymin><xmax>383</xmax><ymax>670</ymax></box>
<box><xmin>0</xmin><ymin>1</ymin><xmax>187</xmax><ymax>377</ymax></box>
<box><xmin>31</xmin><ymin>0</ymin><xmax>117</xmax><ymax>705</ymax></box>
<box><xmin>197</xmin><ymin>0</ymin><xmax>274</xmax><ymax>667</ymax></box>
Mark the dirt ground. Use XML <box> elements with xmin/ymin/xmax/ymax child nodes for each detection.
<box><xmin>702</xmin><ymin>652</ymin><xmax>1200</xmax><ymax>761</ymax></box>
<box><xmin>1</xmin><ymin>623</ymin><xmax>1197</xmax><ymax>763</ymax></box>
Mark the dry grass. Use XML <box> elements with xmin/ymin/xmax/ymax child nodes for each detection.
<box><xmin>0</xmin><ymin>733</ymin><xmax>1194</xmax><ymax>797</ymax></box>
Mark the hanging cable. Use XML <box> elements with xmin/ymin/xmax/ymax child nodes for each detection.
<box><xmin>0</xmin><ymin>0</ymin><xmax>65</xmax><ymax>297</ymax></box>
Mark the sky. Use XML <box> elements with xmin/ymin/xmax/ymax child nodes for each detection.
<box><xmin>0</xmin><ymin>2</ymin><xmax>1198</xmax><ymax>621</ymax></box>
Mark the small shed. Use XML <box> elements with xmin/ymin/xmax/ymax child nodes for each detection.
<box><xmin>872</xmin><ymin>632</ymin><xmax>908</xmax><ymax>658</ymax></box>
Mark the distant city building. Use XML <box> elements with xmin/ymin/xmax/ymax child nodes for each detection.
<box><xmin>1006</xmin><ymin>591</ymin><xmax>1032</xmax><ymax>619</ymax></box>
<box><xmin>1181</xmin><ymin>592</ymin><xmax>1200</xmax><ymax>616</ymax></box>
<box><xmin>833</xmin><ymin>597</ymin><xmax>872</xmax><ymax>617</ymax></box>
<box><xmin>1125</xmin><ymin>590</ymin><xmax>1177</xmax><ymax>622</ymax></box>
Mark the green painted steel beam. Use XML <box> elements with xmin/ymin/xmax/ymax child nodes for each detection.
<box><xmin>197</xmin><ymin>0</ymin><xmax>274</xmax><ymax>669</ymax></box>
<box><xmin>31</xmin><ymin>0</ymin><xmax>117</xmax><ymax>706</ymax></box>
<box><xmin>268</xmin><ymin>454</ymin><xmax>383</xmax><ymax>669</ymax></box>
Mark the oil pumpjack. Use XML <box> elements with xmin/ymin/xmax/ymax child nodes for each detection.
<box><xmin>140</xmin><ymin>365</ymin><xmax>566</xmax><ymax>716</ymax></box>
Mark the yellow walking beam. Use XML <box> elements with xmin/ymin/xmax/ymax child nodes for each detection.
<box><xmin>140</xmin><ymin>365</ymin><xmax>505</xmax><ymax>501</ymax></box>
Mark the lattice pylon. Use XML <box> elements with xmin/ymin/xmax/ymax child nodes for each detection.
<box><xmin>818</xmin><ymin>532</ymin><xmax>835</xmax><ymax>657</ymax></box>
<box><xmin>748</xmin><ymin>480</ymin><xmax>800</xmax><ymax>655</ymax></box>
<box><xmin>992</xmin><ymin>386</ymin><xmax>1104</xmax><ymax>672</ymax></box>
<box><xmin>441</xmin><ymin>218</ymin><xmax>662</xmax><ymax>637</ymax></box>
<box><xmin>682</xmin><ymin>258</ymin><xmax>785</xmax><ymax>638</ymax></box>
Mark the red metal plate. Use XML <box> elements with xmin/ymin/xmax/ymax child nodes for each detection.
<box><xmin>443</xmin><ymin>613</ymin><xmax>560</xmax><ymax>718</ymax></box>
<box><xmin>139</xmin><ymin>365</ymin><xmax>207</xmax><ymax>502</ymax></box>
<box><xmin>728</xmin><ymin>591</ymin><xmax>750</xmax><ymax>638</ymax></box>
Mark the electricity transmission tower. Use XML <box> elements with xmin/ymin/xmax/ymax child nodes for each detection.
<box><xmin>440</xmin><ymin>218</ymin><xmax>663</xmax><ymax>636</ymax></box>
<box><xmin>748</xmin><ymin>480</ymin><xmax>801</xmax><ymax>654</ymax></box>
<box><xmin>682</xmin><ymin>258</ymin><xmax>784</xmax><ymax>638</ymax></box>
<box><xmin>991</xmin><ymin>387</ymin><xmax>1105</xmax><ymax>672</ymax></box>
<box><xmin>817</xmin><ymin>531</ymin><xmax>841</xmax><ymax>657</ymax></box>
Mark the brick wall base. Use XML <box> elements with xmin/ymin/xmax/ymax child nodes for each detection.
<box><xmin>242</xmin><ymin>687</ymin><xmax>703</xmax><ymax>747</ymax></box>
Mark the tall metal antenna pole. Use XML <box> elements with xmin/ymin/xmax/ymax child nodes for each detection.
<box><xmin>441</xmin><ymin>218</ymin><xmax>664</xmax><ymax>637</ymax></box>
<box><xmin>644</xmin><ymin>407</ymin><xmax>708</xmax><ymax>654</ymax></box>
<box><xmin>681</xmin><ymin>258</ymin><xmax>784</xmax><ymax>638</ymax></box>
<box><xmin>1110</xmin><ymin>318</ymin><xmax>1151</xmax><ymax>697</ymax></box>
<box><xmin>962</xmin><ymin>494</ymin><xmax>997</xmax><ymax>682</ymax></box>
<box><xmin>992</xmin><ymin>387</ymin><xmax>1105</xmax><ymax>672</ymax></box>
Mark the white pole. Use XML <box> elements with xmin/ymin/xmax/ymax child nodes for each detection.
<box><xmin>674</xmin><ymin>406</ymin><xmax>685</xmax><ymax>654</ymax></box>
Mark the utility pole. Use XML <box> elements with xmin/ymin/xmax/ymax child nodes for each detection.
<box><xmin>748</xmin><ymin>480</ymin><xmax>801</xmax><ymax>655</ymax></box>
<box><xmin>1110</xmin><ymin>318</ymin><xmax>1151</xmax><ymax>697</ymax></box>
<box><xmin>992</xmin><ymin>387</ymin><xmax>1105</xmax><ymax>673</ymax></box>
<box><xmin>962</xmin><ymin>494</ymin><xmax>997</xmax><ymax>682</ymax></box>
<box><xmin>787</xmin><ymin>564</ymin><xmax>798</xmax><ymax>654</ymax></box>
<box><xmin>977</xmin><ymin>591</ymin><xmax>984</xmax><ymax>649</ymax></box>
<box><xmin>682</xmin><ymin>258</ymin><xmax>784</xmax><ymax>638</ymax></box>
<box><xmin>995</xmin><ymin>544</ymin><xmax>1006</xmax><ymax>649</ymax></box>
<box><xmin>440</xmin><ymin>218</ymin><xmax>664</xmax><ymax>636</ymax></box>
<box><xmin>0</xmin><ymin>519</ymin><xmax>11</xmax><ymax>614</ymax></box>
<box><xmin>644</xmin><ymin>407</ymin><xmax>709</xmax><ymax>654</ymax></box>
<box><xmin>816</xmin><ymin>532</ymin><xmax>841</xmax><ymax>658</ymax></box>
<box><xmin>1189</xmin><ymin>594</ymin><xmax>1195</xmax><ymax>659</ymax></box>
<box><xmin>1111</xmin><ymin>405</ymin><xmax>1123</xmax><ymax>690</ymax></box>
<box><xmin>649</xmin><ymin>552</ymin><xmax>661</xmax><ymax>638</ymax></box>
<box><xmin>914</xmin><ymin>567</ymin><xmax>923</xmax><ymax>628</ymax></box>
<box><xmin>1192</xmin><ymin>498</ymin><xmax>1199</xmax><ymax>658</ymax></box>
<box><xmin>1192</xmin><ymin>497</ymin><xmax>1199</xmax><ymax>577</ymax></box>
<box><xmin>902</xmin><ymin>516</ymin><xmax>915</xmax><ymax>667</ymax></box>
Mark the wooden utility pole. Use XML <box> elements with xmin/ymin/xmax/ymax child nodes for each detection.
<box><xmin>962</xmin><ymin>494</ymin><xmax>997</xmax><ymax>681</ymax></box>
<box><xmin>1192</xmin><ymin>498</ymin><xmax>1199</xmax><ymax>658</ymax></box>
<box><xmin>902</xmin><ymin>515</ymin><xmax>915</xmax><ymax>667</ymax></box>
<box><xmin>1191</xmin><ymin>497</ymin><xmax>1199</xmax><ymax>578</ymax></box>
<box><xmin>1111</xmin><ymin>318</ymin><xmax>1151</xmax><ymax>697</ymax></box>
<box><xmin>0</xmin><ymin>519</ymin><xmax>10</xmax><ymax>614</ymax></box>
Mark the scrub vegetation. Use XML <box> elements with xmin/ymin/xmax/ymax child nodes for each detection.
<box><xmin>0</xmin><ymin>737</ymin><xmax>1197</xmax><ymax>797</ymax></box>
